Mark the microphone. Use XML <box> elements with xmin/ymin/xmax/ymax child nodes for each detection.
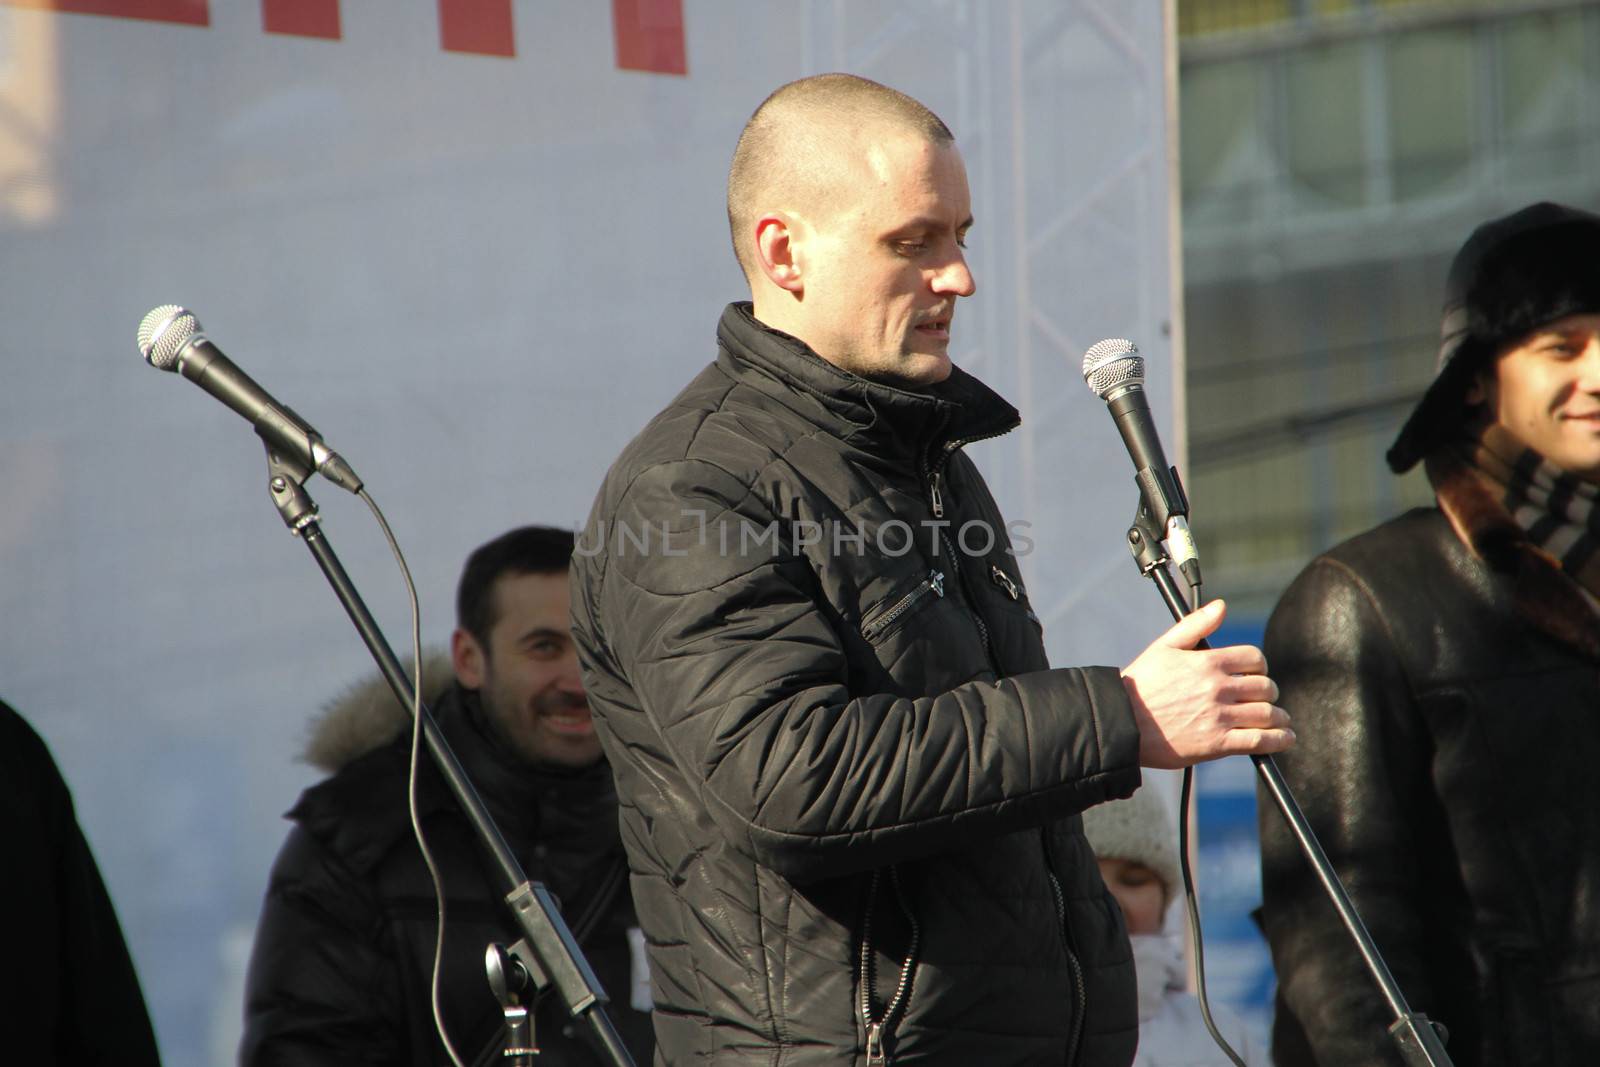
<box><xmin>137</xmin><ymin>305</ymin><xmax>362</xmax><ymax>493</ymax></box>
<box><xmin>1081</xmin><ymin>338</ymin><xmax>1200</xmax><ymax>589</ymax></box>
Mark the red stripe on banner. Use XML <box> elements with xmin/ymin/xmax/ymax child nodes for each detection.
<box><xmin>612</xmin><ymin>0</ymin><xmax>686</xmax><ymax>75</ymax></box>
<box><xmin>437</xmin><ymin>0</ymin><xmax>513</xmax><ymax>57</ymax></box>
<box><xmin>0</xmin><ymin>0</ymin><xmax>209</xmax><ymax>24</ymax></box>
<box><xmin>262</xmin><ymin>0</ymin><xmax>339</xmax><ymax>39</ymax></box>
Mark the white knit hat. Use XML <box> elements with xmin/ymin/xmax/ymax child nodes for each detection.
<box><xmin>1080</xmin><ymin>786</ymin><xmax>1182</xmax><ymax>906</ymax></box>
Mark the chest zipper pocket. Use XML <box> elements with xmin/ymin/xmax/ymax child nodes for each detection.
<box><xmin>860</xmin><ymin>570</ymin><xmax>945</xmax><ymax>645</ymax></box>
<box><xmin>859</xmin><ymin>866</ymin><xmax>920</xmax><ymax>1067</ymax></box>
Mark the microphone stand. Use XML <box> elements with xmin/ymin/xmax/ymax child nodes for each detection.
<box><xmin>1125</xmin><ymin>503</ymin><xmax>1453</xmax><ymax>1067</ymax></box>
<box><xmin>259</xmin><ymin>440</ymin><xmax>636</xmax><ymax>1067</ymax></box>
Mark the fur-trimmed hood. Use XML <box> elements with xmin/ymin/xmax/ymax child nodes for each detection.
<box><xmin>302</xmin><ymin>648</ymin><xmax>457</xmax><ymax>774</ymax></box>
<box><xmin>1429</xmin><ymin>449</ymin><xmax>1600</xmax><ymax>661</ymax></box>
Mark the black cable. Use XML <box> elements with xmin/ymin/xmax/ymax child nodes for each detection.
<box><xmin>359</xmin><ymin>487</ymin><xmax>468</xmax><ymax>1067</ymax></box>
<box><xmin>1178</xmin><ymin>765</ymin><xmax>1248</xmax><ymax>1067</ymax></box>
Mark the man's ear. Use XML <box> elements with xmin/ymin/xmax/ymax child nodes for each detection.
<box><xmin>1464</xmin><ymin>366</ymin><xmax>1492</xmax><ymax>407</ymax></box>
<box><xmin>451</xmin><ymin>628</ymin><xmax>486</xmax><ymax>689</ymax></box>
<box><xmin>755</xmin><ymin>212</ymin><xmax>805</xmax><ymax>294</ymax></box>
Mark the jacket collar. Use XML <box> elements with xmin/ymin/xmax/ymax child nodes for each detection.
<box><xmin>446</xmin><ymin>686</ymin><xmax>617</xmax><ymax>840</ymax></box>
<box><xmin>715</xmin><ymin>302</ymin><xmax>1020</xmax><ymax>469</ymax></box>
<box><xmin>1428</xmin><ymin>448</ymin><xmax>1600</xmax><ymax>662</ymax></box>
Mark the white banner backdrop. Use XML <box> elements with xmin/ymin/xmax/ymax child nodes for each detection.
<box><xmin>0</xmin><ymin>3</ymin><xmax>1180</xmax><ymax>1063</ymax></box>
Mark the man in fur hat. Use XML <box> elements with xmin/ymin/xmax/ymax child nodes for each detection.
<box><xmin>240</xmin><ymin>525</ymin><xmax>654</xmax><ymax>1066</ymax></box>
<box><xmin>1258</xmin><ymin>202</ymin><xmax>1600</xmax><ymax>1065</ymax></box>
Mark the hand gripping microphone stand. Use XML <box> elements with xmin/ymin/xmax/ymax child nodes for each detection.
<box><xmin>1124</xmin><ymin>496</ymin><xmax>1452</xmax><ymax>1067</ymax></box>
<box><xmin>258</xmin><ymin>440</ymin><xmax>636</xmax><ymax>1067</ymax></box>
<box><xmin>1081</xmin><ymin>337</ymin><xmax>1450</xmax><ymax>1065</ymax></box>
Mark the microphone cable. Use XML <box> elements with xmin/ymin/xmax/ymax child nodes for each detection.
<box><xmin>1177</xmin><ymin>764</ymin><xmax>1247</xmax><ymax>1067</ymax></box>
<box><xmin>137</xmin><ymin>305</ymin><xmax>467</xmax><ymax>1065</ymax></box>
<box><xmin>1081</xmin><ymin>338</ymin><xmax>1241</xmax><ymax>1065</ymax></box>
<box><xmin>358</xmin><ymin>486</ymin><xmax>468</xmax><ymax>1067</ymax></box>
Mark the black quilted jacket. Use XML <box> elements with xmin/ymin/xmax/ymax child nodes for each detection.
<box><xmin>240</xmin><ymin>683</ymin><xmax>656</xmax><ymax>1067</ymax></box>
<box><xmin>1259</xmin><ymin>500</ymin><xmax>1600</xmax><ymax>1066</ymax></box>
<box><xmin>570</xmin><ymin>303</ymin><xmax>1144</xmax><ymax>1066</ymax></box>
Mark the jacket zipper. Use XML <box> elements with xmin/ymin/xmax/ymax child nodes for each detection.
<box><xmin>922</xmin><ymin>430</ymin><xmax>1011</xmax><ymax>673</ymax></box>
<box><xmin>858</xmin><ymin>866</ymin><xmax>920</xmax><ymax>1066</ymax></box>
<box><xmin>1042</xmin><ymin>832</ymin><xmax>1086</xmax><ymax>1065</ymax></box>
<box><xmin>923</xmin><ymin>460</ymin><xmax>990</xmax><ymax>669</ymax></box>
<box><xmin>860</xmin><ymin>570</ymin><xmax>945</xmax><ymax>642</ymax></box>
<box><xmin>925</xmin><ymin>425</ymin><xmax>1011</xmax><ymax>523</ymax></box>
<box><xmin>939</xmin><ymin>529</ymin><xmax>993</xmax><ymax>665</ymax></box>
<box><xmin>991</xmin><ymin>565</ymin><xmax>1019</xmax><ymax>600</ymax></box>
<box><xmin>929</xmin><ymin>445</ymin><xmax>1077</xmax><ymax>1061</ymax></box>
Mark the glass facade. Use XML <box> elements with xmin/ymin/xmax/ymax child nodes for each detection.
<box><xmin>1181</xmin><ymin>0</ymin><xmax>1600</xmax><ymax>619</ymax></box>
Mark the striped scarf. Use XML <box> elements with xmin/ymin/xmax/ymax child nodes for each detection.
<box><xmin>1460</xmin><ymin>424</ymin><xmax>1600</xmax><ymax>601</ymax></box>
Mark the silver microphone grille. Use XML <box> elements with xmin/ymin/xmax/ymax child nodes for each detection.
<box><xmin>1081</xmin><ymin>337</ymin><xmax>1143</xmax><ymax>400</ymax></box>
<box><xmin>138</xmin><ymin>305</ymin><xmax>200</xmax><ymax>371</ymax></box>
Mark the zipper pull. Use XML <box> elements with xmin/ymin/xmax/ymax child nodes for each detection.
<box><xmin>990</xmin><ymin>565</ymin><xmax>1019</xmax><ymax>601</ymax></box>
<box><xmin>928</xmin><ymin>470</ymin><xmax>944</xmax><ymax>519</ymax></box>
<box><xmin>865</xmin><ymin>1022</ymin><xmax>889</xmax><ymax>1066</ymax></box>
<box><xmin>929</xmin><ymin>570</ymin><xmax>945</xmax><ymax>597</ymax></box>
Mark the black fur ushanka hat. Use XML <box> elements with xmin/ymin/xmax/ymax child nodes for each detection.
<box><xmin>1387</xmin><ymin>201</ymin><xmax>1600</xmax><ymax>473</ymax></box>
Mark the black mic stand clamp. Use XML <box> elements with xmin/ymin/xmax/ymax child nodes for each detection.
<box><xmin>1136</xmin><ymin>462</ymin><xmax>1188</xmax><ymax>535</ymax></box>
<box><xmin>488</xmin><ymin>942</ymin><xmax>540</xmax><ymax>1065</ymax></box>
<box><xmin>1129</xmin><ymin>461</ymin><xmax>1200</xmax><ymax>591</ymax></box>
<box><xmin>1126</xmin><ymin>504</ymin><xmax>1171</xmax><ymax>582</ymax></box>
<box><xmin>254</xmin><ymin>439</ymin><xmax>636</xmax><ymax>1067</ymax></box>
<box><xmin>1123</xmin><ymin>505</ymin><xmax>1454</xmax><ymax>1067</ymax></box>
<box><xmin>263</xmin><ymin>441</ymin><xmax>321</xmax><ymax>535</ymax></box>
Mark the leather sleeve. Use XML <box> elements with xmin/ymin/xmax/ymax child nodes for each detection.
<box><xmin>593</xmin><ymin>459</ymin><xmax>1142</xmax><ymax>885</ymax></box>
<box><xmin>1257</xmin><ymin>555</ymin><xmax>1438</xmax><ymax>1066</ymax></box>
<box><xmin>239</xmin><ymin>825</ymin><xmax>407</xmax><ymax>1067</ymax></box>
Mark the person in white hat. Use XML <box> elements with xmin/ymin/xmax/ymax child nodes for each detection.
<box><xmin>1082</xmin><ymin>787</ymin><xmax>1270</xmax><ymax>1067</ymax></box>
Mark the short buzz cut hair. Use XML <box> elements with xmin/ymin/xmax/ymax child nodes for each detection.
<box><xmin>726</xmin><ymin>73</ymin><xmax>955</xmax><ymax>281</ymax></box>
<box><xmin>455</xmin><ymin>525</ymin><xmax>575</xmax><ymax>650</ymax></box>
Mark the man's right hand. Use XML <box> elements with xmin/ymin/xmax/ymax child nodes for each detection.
<box><xmin>1119</xmin><ymin>599</ymin><xmax>1294</xmax><ymax>769</ymax></box>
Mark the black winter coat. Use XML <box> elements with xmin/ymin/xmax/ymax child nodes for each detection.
<box><xmin>1258</xmin><ymin>466</ymin><xmax>1600</xmax><ymax>1066</ymax></box>
<box><xmin>570</xmin><ymin>303</ymin><xmax>1145</xmax><ymax>1066</ymax></box>
<box><xmin>1</xmin><ymin>701</ymin><xmax>162</xmax><ymax>1066</ymax></box>
<box><xmin>241</xmin><ymin>683</ymin><xmax>655</xmax><ymax>1066</ymax></box>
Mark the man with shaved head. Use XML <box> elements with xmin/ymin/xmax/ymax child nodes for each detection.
<box><xmin>726</xmin><ymin>74</ymin><xmax>972</xmax><ymax>386</ymax></box>
<box><xmin>572</xmin><ymin>74</ymin><xmax>1290</xmax><ymax>1066</ymax></box>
